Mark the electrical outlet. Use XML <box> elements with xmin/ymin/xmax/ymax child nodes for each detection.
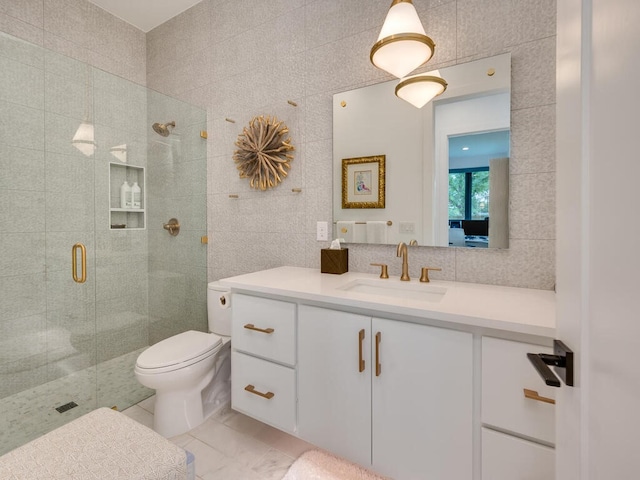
<box><xmin>399</xmin><ymin>222</ymin><xmax>415</xmax><ymax>234</ymax></box>
<box><xmin>316</xmin><ymin>221</ymin><xmax>329</xmax><ymax>241</ymax></box>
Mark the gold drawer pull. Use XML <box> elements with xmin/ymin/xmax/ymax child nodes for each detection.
<box><xmin>523</xmin><ymin>388</ymin><xmax>556</xmax><ymax>405</ymax></box>
<box><xmin>358</xmin><ymin>329</ymin><xmax>365</xmax><ymax>372</ymax></box>
<box><xmin>244</xmin><ymin>324</ymin><xmax>275</xmax><ymax>334</ymax></box>
<box><xmin>375</xmin><ymin>332</ymin><xmax>382</xmax><ymax>377</ymax></box>
<box><xmin>245</xmin><ymin>384</ymin><xmax>274</xmax><ymax>399</ymax></box>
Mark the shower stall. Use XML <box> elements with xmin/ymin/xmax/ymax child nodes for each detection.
<box><xmin>0</xmin><ymin>32</ymin><xmax>208</xmax><ymax>454</ymax></box>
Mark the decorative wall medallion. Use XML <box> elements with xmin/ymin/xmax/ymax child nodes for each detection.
<box><xmin>233</xmin><ymin>115</ymin><xmax>295</xmax><ymax>190</ymax></box>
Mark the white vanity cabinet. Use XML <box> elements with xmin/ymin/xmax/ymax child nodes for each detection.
<box><xmin>481</xmin><ymin>337</ymin><xmax>556</xmax><ymax>480</ymax></box>
<box><xmin>230</xmin><ymin>294</ymin><xmax>297</xmax><ymax>433</ymax></box>
<box><xmin>297</xmin><ymin>305</ymin><xmax>473</xmax><ymax>480</ymax></box>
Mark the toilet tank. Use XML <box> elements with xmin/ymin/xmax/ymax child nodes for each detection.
<box><xmin>207</xmin><ymin>282</ymin><xmax>232</xmax><ymax>336</ymax></box>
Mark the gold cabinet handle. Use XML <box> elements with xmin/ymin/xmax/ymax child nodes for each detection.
<box><xmin>375</xmin><ymin>332</ymin><xmax>382</xmax><ymax>377</ymax></box>
<box><xmin>243</xmin><ymin>324</ymin><xmax>275</xmax><ymax>334</ymax></box>
<box><xmin>245</xmin><ymin>384</ymin><xmax>274</xmax><ymax>399</ymax></box>
<box><xmin>523</xmin><ymin>388</ymin><xmax>556</xmax><ymax>405</ymax></box>
<box><xmin>72</xmin><ymin>243</ymin><xmax>87</xmax><ymax>284</ymax></box>
<box><xmin>358</xmin><ymin>329</ymin><xmax>365</xmax><ymax>372</ymax></box>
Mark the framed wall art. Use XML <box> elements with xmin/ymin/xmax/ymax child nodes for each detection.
<box><xmin>341</xmin><ymin>155</ymin><xmax>386</xmax><ymax>209</ymax></box>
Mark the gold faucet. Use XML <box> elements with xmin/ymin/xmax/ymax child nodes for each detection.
<box><xmin>396</xmin><ymin>242</ymin><xmax>410</xmax><ymax>281</ymax></box>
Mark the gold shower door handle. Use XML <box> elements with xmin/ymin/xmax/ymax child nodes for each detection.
<box><xmin>243</xmin><ymin>324</ymin><xmax>275</xmax><ymax>334</ymax></box>
<box><xmin>72</xmin><ymin>243</ymin><xmax>87</xmax><ymax>284</ymax></box>
<box><xmin>245</xmin><ymin>384</ymin><xmax>274</xmax><ymax>399</ymax></box>
<box><xmin>375</xmin><ymin>332</ymin><xmax>382</xmax><ymax>377</ymax></box>
<box><xmin>358</xmin><ymin>329</ymin><xmax>365</xmax><ymax>372</ymax></box>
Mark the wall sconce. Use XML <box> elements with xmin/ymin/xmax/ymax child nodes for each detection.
<box><xmin>395</xmin><ymin>71</ymin><xmax>448</xmax><ymax>108</ymax></box>
<box><xmin>370</xmin><ymin>0</ymin><xmax>434</xmax><ymax>79</ymax></box>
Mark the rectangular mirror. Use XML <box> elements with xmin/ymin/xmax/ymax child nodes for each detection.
<box><xmin>333</xmin><ymin>53</ymin><xmax>510</xmax><ymax>248</ymax></box>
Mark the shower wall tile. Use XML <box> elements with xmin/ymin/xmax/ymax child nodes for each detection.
<box><xmin>45</xmin><ymin>151</ymin><xmax>94</xmax><ymax>197</ymax></box>
<box><xmin>45</xmin><ymin>191</ymin><xmax>95</xmax><ymax>232</ymax></box>
<box><xmin>95</xmin><ymin>261</ymin><xmax>149</xmax><ymax>301</ymax></box>
<box><xmin>44</xmin><ymin>70</ymin><xmax>86</xmax><ymax>119</ymax></box>
<box><xmin>0</xmin><ymin>12</ymin><xmax>44</xmax><ymax>45</ymax></box>
<box><xmin>0</xmin><ymin>101</ymin><xmax>44</xmax><ymax>151</ymax></box>
<box><xmin>0</xmin><ymin>233</ymin><xmax>45</xmax><ymax>276</ymax></box>
<box><xmin>0</xmin><ymin>30</ymin><xmax>44</xmax><ymax>66</ymax></box>
<box><xmin>43</xmin><ymin>0</ymin><xmax>90</xmax><ymax>49</ymax></box>
<box><xmin>0</xmin><ymin>191</ymin><xmax>45</xmax><ymax>233</ymax></box>
<box><xmin>44</xmin><ymin>111</ymin><xmax>94</xmax><ymax>158</ymax></box>
<box><xmin>43</xmin><ymin>31</ymin><xmax>90</xmax><ymax>65</ymax></box>
<box><xmin>0</xmin><ymin>273</ymin><xmax>46</xmax><ymax>321</ymax></box>
<box><xmin>0</xmin><ymin>55</ymin><xmax>44</xmax><ymax>109</ymax></box>
<box><xmin>0</xmin><ymin>144</ymin><xmax>45</xmax><ymax>191</ymax></box>
<box><xmin>0</xmin><ymin>0</ymin><xmax>43</xmax><ymax>28</ymax></box>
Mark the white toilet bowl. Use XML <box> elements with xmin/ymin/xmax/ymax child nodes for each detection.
<box><xmin>134</xmin><ymin>282</ymin><xmax>233</xmax><ymax>438</ymax></box>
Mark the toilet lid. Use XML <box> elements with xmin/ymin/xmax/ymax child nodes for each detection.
<box><xmin>137</xmin><ymin>330</ymin><xmax>222</xmax><ymax>370</ymax></box>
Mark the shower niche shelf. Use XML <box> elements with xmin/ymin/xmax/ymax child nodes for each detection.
<box><xmin>109</xmin><ymin>163</ymin><xmax>146</xmax><ymax>230</ymax></box>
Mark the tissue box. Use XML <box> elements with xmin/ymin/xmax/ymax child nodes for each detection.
<box><xmin>321</xmin><ymin>248</ymin><xmax>349</xmax><ymax>274</ymax></box>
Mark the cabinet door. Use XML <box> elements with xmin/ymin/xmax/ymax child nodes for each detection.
<box><xmin>298</xmin><ymin>305</ymin><xmax>372</xmax><ymax>468</ymax></box>
<box><xmin>372</xmin><ymin>318</ymin><xmax>473</xmax><ymax>480</ymax></box>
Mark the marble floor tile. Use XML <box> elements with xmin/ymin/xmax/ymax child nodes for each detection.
<box><xmin>121</xmin><ymin>397</ymin><xmax>315</xmax><ymax>480</ymax></box>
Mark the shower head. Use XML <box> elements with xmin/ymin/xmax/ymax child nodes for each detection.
<box><xmin>152</xmin><ymin>121</ymin><xmax>175</xmax><ymax>137</ymax></box>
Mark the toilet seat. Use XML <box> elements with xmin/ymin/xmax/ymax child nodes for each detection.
<box><xmin>136</xmin><ymin>330</ymin><xmax>222</xmax><ymax>374</ymax></box>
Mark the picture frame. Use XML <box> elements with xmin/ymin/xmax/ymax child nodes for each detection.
<box><xmin>341</xmin><ymin>155</ymin><xmax>386</xmax><ymax>209</ymax></box>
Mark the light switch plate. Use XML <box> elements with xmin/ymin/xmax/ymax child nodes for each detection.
<box><xmin>316</xmin><ymin>221</ymin><xmax>328</xmax><ymax>241</ymax></box>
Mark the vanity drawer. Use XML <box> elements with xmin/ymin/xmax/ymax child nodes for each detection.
<box><xmin>482</xmin><ymin>428</ymin><xmax>555</xmax><ymax>480</ymax></box>
<box><xmin>231</xmin><ymin>351</ymin><xmax>296</xmax><ymax>434</ymax></box>
<box><xmin>232</xmin><ymin>294</ymin><xmax>296</xmax><ymax>366</ymax></box>
<box><xmin>482</xmin><ymin>337</ymin><xmax>555</xmax><ymax>444</ymax></box>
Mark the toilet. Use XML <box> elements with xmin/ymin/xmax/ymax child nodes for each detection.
<box><xmin>134</xmin><ymin>282</ymin><xmax>232</xmax><ymax>438</ymax></box>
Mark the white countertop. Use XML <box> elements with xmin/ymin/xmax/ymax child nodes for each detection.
<box><xmin>219</xmin><ymin>266</ymin><xmax>556</xmax><ymax>339</ymax></box>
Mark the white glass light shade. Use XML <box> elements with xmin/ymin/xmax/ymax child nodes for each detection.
<box><xmin>72</xmin><ymin>121</ymin><xmax>96</xmax><ymax>156</ymax></box>
<box><xmin>370</xmin><ymin>0</ymin><xmax>435</xmax><ymax>78</ymax></box>
<box><xmin>395</xmin><ymin>73</ymin><xmax>448</xmax><ymax>108</ymax></box>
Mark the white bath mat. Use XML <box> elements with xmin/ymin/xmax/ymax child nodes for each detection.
<box><xmin>282</xmin><ymin>450</ymin><xmax>390</xmax><ymax>480</ymax></box>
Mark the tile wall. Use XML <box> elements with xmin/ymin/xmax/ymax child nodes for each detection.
<box><xmin>147</xmin><ymin>0</ymin><xmax>557</xmax><ymax>290</ymax></box>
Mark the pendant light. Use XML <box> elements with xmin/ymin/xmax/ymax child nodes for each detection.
<box><xmin>72</xmin><ymin>65</ymin><xmax>96</xmax><ymax>156</ymax></box>
<box><xmin>395</xmin><ymin>72</ymin><xmax>448</xmax><ymax>108</ymax></box>
<box><xmin>370</xmin><ymin>0</ymin><xmax>435</xmax><ymax>79</ymax></box>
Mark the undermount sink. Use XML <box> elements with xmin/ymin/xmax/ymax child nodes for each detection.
<box><xmin>337</xmin><ymin>278</ymin><xmax>447</xmax><ymax>303</ymax></box>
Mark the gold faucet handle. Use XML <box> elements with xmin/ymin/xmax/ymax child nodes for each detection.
<box><xmin>419</xmin><ymin>266</ymin><xmax>442</xmax><ymax>283</ymax></box>
<box><xmin>370</xmin><ymin>263</ymin><xmax>389</xmax><ymax>279</ymax></box>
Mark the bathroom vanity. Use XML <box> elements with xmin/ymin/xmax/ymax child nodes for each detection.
<box><xmin>220</xmin><ymin>267</ymin><xmax>556</xmax><ymax>480</ymax></box>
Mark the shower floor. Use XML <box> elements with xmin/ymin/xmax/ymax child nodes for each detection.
<box><xmin>0</xmin><ymin>348</ymin><xmax>152</xmax><ymax>456</ymax></box>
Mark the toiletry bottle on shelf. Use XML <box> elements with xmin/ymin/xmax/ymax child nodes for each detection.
<box><xmin>131</xmin><ymin>182</ymin><xmax>141</xmax><ymax>209</ymax></box>
<box><xmin>120</xmin><ymin>181</ymin><xmax>131</xmax><ymax>209</ymax></box>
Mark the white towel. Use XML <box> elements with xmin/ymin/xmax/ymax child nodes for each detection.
<box><xmin>366</xmin><ymin>221</ymin><xmax>388</xmax><ymax>244</ymax></box>
<box><xmin>336</xmin><ymin>221</ymin><xmax>356</xmax><ymax>243</ymax></box>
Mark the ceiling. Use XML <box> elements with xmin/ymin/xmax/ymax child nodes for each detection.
<box><xmin>88</xmin><ymin>0</ymin><xmax>203</xmax><ymax>33</ymax></box>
